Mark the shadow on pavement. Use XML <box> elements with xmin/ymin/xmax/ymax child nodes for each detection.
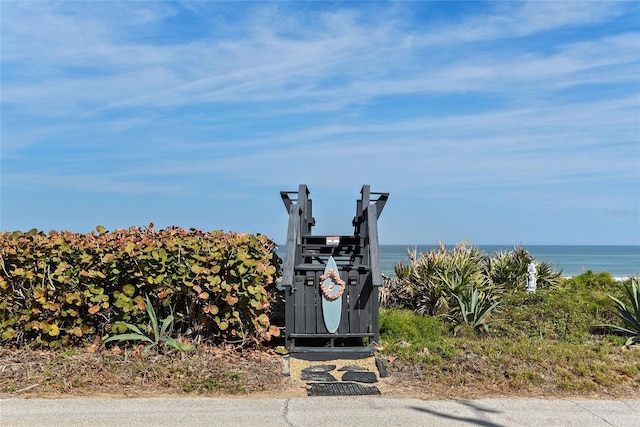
<box><xmin>410</xmin><ymin>401</ymin><xmax>506</xmax><ymax>427</ymax></box>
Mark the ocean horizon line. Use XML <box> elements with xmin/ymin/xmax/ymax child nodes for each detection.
<box><xmin>275</xmin><ymin>244</ymin><xmax>639</xmax><ymax>279</ymax></box>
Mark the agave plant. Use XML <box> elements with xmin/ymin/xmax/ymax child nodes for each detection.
<box><xmin>448</xmin><ymin>285</ymin><xmax>500</xmax><ymax>335</ymax></box>
<box><xmin>603</xmin><ymin>279</ymin><xmax>640</xmax><ymax>345</ymax></box>
<box><xmin>103</xmin><ymin>294</ymin><xmax>194</xmax><ymax>354</ymax></box>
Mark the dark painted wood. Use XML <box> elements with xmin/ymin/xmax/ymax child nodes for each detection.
<box><xmin>281</xmin><ymin>203</ymin><xmax>300</xmax><ymax>288</ymax></box>
<box><xmin>281</xmin><ymin>185</ymin><xmax>388</xmax><ymax>354</ymax></box>
<box><xmin>293</xmin><ymin>276</ymin><xmax>305</xmax><ymax>334</ymax></box>
<box><xmin>367</xmin><ymin>204</ymin><xmax>382</xmax><ymax>287</ymax></box>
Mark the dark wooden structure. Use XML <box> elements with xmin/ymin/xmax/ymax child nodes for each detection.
<box><xmin>280</xmin><ymin>185</ymin><xmax>388</xmax><ymax>360</ymax></box>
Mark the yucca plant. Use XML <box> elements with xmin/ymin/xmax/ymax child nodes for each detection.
<box><xmin>486</xmin><ymin>246</ymin><xmax>562</xmax><ymax>291</ymax></box>
<box><xmin>603</xmin><ymin>279</ymin><xmax>640</xmax><ymax>345</ymax></box>
<box><xmin>380</xmin><ymin>241</ymin><xmax>561</xmax><ymax>333</ymax></box>
<box><xmin>486</xmin><ymin>250</ymin><xmax>521</xmax><ymax>291</ymax></box>
<box><xmin>103</xmin><ymin>295</ymin><xmax>194</xmax><ymax>354</ymax></box>
<box><xmin>534</xmin><ymin>260</ymin><xmax>563</xmax><ymax>289</ymax></box>
<box><xmin>379</xmin><ymin>257</ymin><xmax>418</xmax><ymax>310</ymax></box>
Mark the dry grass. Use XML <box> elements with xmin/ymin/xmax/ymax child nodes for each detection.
<box><xmin>378</xmin><ymin>339</ymin><xmax>640</xmax><ymax>400</ymax></box>
<box><xmin>2</xmin><ymin>342</ymin><xmax>639</xmax><ymax>400</ymax></box>
<box><xmin>0</xmin><ymin>345</ymin><xmax>297</xmax><ymax>398</ymax></box>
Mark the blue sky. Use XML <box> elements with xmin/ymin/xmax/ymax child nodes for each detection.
<box><xmin>1</xmin><ymin>1</ymin><xmax>639</xmax><ymax>245</ymax></box>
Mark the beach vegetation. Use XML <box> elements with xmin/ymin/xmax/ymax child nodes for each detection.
<box><xmin>0</xmin><ymin>225</ymin><xmax>282</xmax><ymax>349</ymax></box>
<box><xmin>2</xmin><ymin>230</ymin><xmax>638</xmax><ymax>398</ymax></box>
<box><xmin>485</xmin><ymin>246</ymin><xmax>562</xmax><ymax>291</ymax></box>
<box><xmin>379</xmin><ymin>284</ymin><xmax>640</xmax><ymax>395</ymax></box>
<box><xmin>103</xmin><ymin>294</ymin><xmax>194</xmax><ymax>354</ymax></box>
<box><xmin>448</xmin><ymin>285</ymin><xmax>500</xmax><ymax>335</ymax></box>
<box><xmin>601</xmin><ymin>279</ymin><xmax>640</xmax><ymax>345</ymax></box>
<box><xmin>380</xmin><ymin>241</ymin><xmax>496</xmax><ymax>315</ymax></box>
<box><xmin>379</xmin><ymin>265</ymin><xmax>639</xmax><ymax>395</ymax></box>
<box><xmin>563</xmin><ymin>270</ymin><xmax>618</xmax><ymax>292</ymax></box>
<box><xmin>380</xmin><ymin>242</ymin><xmax>563</xmax><ymax>333</ymax></box>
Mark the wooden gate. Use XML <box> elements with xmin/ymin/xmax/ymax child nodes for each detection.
<box><xmin>280</xmin><ymin>185</ymin><xmax>388</xmax><ymax>359</ymax></box>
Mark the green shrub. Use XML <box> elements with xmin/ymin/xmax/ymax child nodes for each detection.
<box><xmin>563</xmin><ymin>270</ymin><xmax>618</xmax><ymax>292</ymax></box>
<box><xmin>379</xmin><ymin>309</ymin><xmax>457</xmax><ymax>363</ymax></box>
<box><xmin>486</xmin><ymin>246</ymin><xmax>562</xmax><ymax>291</ymax></box>
<box><xmin>380</xmin><ymin>242</ymin><xmax>562</xmax><ymax>333</ymax></box>
<box><xmin>379</xmin><ymin>309</ymin><xmax>441</xmax><ymax>343</ymax></box>
<box><xmin>492</xmin><ymin>273</ymin><xmax>632</xmax><ymax>343</ymax></box>
<box><xmin>381</xmin><ymin>241</ymin><xmax>494</xmax><ymax>317</ymax></box>
<box><xmin>0</xmin><ymin>225</ymin><xmax>282</xmax><ymax>348</ymax></box>
<box><xmin>602</xmin><ymin>279</ymin><xmax>640</xmax><ymax>345</ymax></box>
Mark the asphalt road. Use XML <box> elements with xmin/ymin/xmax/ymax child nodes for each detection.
<box><xmin>1</xmin><ymin>397</ymin><xmax>639</xmax><ymax>427</ymax></box>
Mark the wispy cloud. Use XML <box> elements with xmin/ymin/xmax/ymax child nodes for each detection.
<box><xmin>1</xmin><ymin>1</ymin><xmax>638</xmax><ymax>243</ymax></box>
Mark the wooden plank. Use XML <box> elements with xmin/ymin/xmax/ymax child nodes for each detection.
<box><xmin>366</xmin><ymin>204</ymin><xmax>382</xmax><ymax>287</ymax></box>
<box><xmin>361</xmin><ymin>185</ymin><xmax>371</xmax><ymax>207</ymax></box>
<box><xmin>371</xmin><ymin>192</ymin><xmax>389</xmax><ymax>218</ymax></box>
<box><xmin>288</xmin><ymin>333</ymin><xmax>373</xmax><ymax>338</ymax></box>
<box><xmin>304</xmin><ymin>273</ymin><xmax>317</xmax><ymax>334</ymax></box>
<box><xmin>281</xmin><ymin>204</ymin><xmax>300</xmax><ymax>288</ymax></box>
<box><xmin>345</xmin><ymin>273</ymin><xmax>356</xmax><ymax>334</ymax></box>
<box><xmin>283</xmin><ymin>203</ymin><xmax>300</xmax><ymax>346</ymax></box>
<box><xmin>297</xmin><ymin>184</ymin><xmax>314</xmax><ymax>235</ymax></box>
<box><xmin>296</xmin><ymin>263</ymin><xmax>370</xmax><ymax>272</ymax></box>
<box><xmin>371</xmin><ymin>286</ymin><xmax>380</xmax><ymax>343</ymax></box>
<box><xmin>280</xmin><ymin>191</ymin><xmax>293</xmax><ymax>212</ymax></box>
<box><xmin>285</xmin><ymin>285</ymin><xmax>293</xmax><ymax>348</ymax></box>
<box><xmin>307</xmin><ymin>199</ymin><xmax>315</xmax><ymax>231</ymax></box>
<box><xmin>356</xmin><ymin>274</ymin><xmax>374</xmax><ymax>334</ymax></box>
<box><xmin>296</xmin><ymin>272</ymin><xmax>318</xmax><ymax>334</ymax></box>
<box><xmin>337</xmin><ymin>271</ymin><xmax>349</xmax><ymax>334</ymax></box>
<box><xmin>293</xmin><ymin>276</ymin><xmax>306</xmax><ymax>334</ymax></box>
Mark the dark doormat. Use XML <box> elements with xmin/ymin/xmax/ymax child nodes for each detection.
<box><xmin>306</xmin><ymin>382</ymin><xmax>381</xmax><ymax>396</ymax></box>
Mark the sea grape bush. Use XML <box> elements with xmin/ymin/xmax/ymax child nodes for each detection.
<box><xmin>0</xmin><ymin>224</ymin><xmax>282</xmax><ymax>348</ymax></box>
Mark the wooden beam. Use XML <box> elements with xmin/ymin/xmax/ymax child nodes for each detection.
<box><xmin>366</xmin><ymin>203</ymin><xmax>382</xmax><ymax>287</ymax></box>
<box><xmin>281</xmin><ymin>203</ymin><xmax>300</xmax><ymax>288</ymax></box>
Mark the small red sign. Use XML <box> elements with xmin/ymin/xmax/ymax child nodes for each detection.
<box><xmin>326</xmin><ymin>236</ymin><xmax>340</xmax><ymax>246</ymax></box>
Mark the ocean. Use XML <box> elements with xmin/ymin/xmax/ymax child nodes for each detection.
<box><xmin>277</xmin><ymin>245</ymin><xmax>640</xmax><ymax>279</ymax></box>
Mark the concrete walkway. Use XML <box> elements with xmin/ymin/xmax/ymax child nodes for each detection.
<box><xmin>2</xmin><ymin>397</ymin><xmax>639</xmax><ymax>427</ymax></box>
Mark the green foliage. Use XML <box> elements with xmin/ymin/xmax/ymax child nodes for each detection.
<box><xmin>380</xmin><ymin>242</ymin><xmax>564</xmax><ymax>334</ymax></box>
<box><xmin>0</xmin><ymin>225</ymin><xmax>282</xmax><ymax>348</ymax></box>
<box><xmin>378</xmin><ymin>309</ymin><xmax>640</xmax><ymax>394</ymax></box>
<box><xmin>381</xmin><ymin>241</ymin><xmax>492</xmax><ymax>316</ymax></box>
<box><xmin>103</xmin><ymin>294</ymin><xmax>193</xmax><ymax>354</ymax></box>
<box><xmin>602</xmin><ymin>279</ymin><xmax>640</xmax><ymax>345</ymax></box>
<box><xmin>379</xmin><ymin>309</ymin><xmax>441</xmax><ymax>343</ymax></box>
<box><xmin>492</xmin><ymin>273</ymin><xmax>633</xmax><ymax>343</ymax></box>
<box><xmin>379</xmin><ymin>309</ymin><xmax>457</xmax><ymax>363</ymax></box>
<box><xmin>449</xmin><ymin>286</ymin><xmax>500</xmax><ymax>335</ymax></box>
<box><xmin>383</xmin><ymin>246</ymin><xmax>628</xmax><ymax>342</ymax></box>
<box><xmin>493</xmin><ymin>290</ymin><xmax>590</xmax><ymax>342</ymax></box>
<box><xmin>485</xmin><ymin>246</ymin><xmax>562</xmax><ymax>292</ymax></box>
<box><xmin>563</xmin><ymin>270</ymin><xmax>618</xmax><ymax>292</ymax></box>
